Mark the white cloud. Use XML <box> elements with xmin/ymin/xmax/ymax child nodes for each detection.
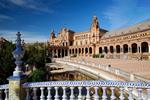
<box><xmin>0</xmin><ymin>14</ymin><xmax>13</xmax><ymax>21</ymax></box>
<box><xmin>0</xmin><ymin>30</ymin><xmax>48</xmax><ymax>43</ymax></box>
<box><xmin>9</xmin><ymin>0</ymin><xmax>26</xmax><ymax>6</ymax></box>
<box><xmin>7</xmin><ymin>0</ymin><xmax>55</xmax><ymax>13</ymax></box>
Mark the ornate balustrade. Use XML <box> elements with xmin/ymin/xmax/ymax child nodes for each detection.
<box><xmin>23</xmin><ymin>80</ymin><xmax>150</xmax><ymax>100</ymax></box>
<box><xmin>55</xmin><ymin>58</ymin><xmax>149</xmax><ymax>82</ymax></box>
<box><xmin>0</xmin><ymin>84</ymin><xmax>9</xmax><ymax>100</ymax></box>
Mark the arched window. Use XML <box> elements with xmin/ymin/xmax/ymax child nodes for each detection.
<box><xmin>110</xmin><ymin>46</ymin><xmax>114</xmax><ymax>53</ymax></box>
<box><xmin>79</xmin><ymin>48</ymin><xmax>81</xmax><ymax>54</ymax></box>
<box><xmin>72</xmin><ymin>49</ymin><xmax>74</xmax><ymax>54</ymax></box>
<box><xmin>75</xmin><ymin>48</ymin><xmax>77</xmax><ymax>54</ymax></box>
<box><xmin>104</xmin><ymin>46</ymin><xmax>108</xmax><ymax>53</ymax></box>
<box><xmin>85</xmin><ymin>48</ymin><xmax>88</xmax><ymax>54</ymax></box>
<box><xmin>99</xmin><ymin>47</ymin><xmax>102</xmax><ymax>53</ymax></box>
<box><xmin>141</xmin><ymin>42</ymin><xmax>149</xmax><ymax>53</ymax></box>
<box><xmin>116</xmin><ymin>45</ymin><xmax>120</xmax><ymax>53</ymax></box>
<box><xmin>89</xmin><ymin>47</ymin><xmax>92</xmax><ymax>54</ymax></box>
<box><xmin>131</xmin><ymin>43</ymin><xmax>137</xmax><ymax>53</ymax></box>
<box><xmin>82</xmin><ymin>48</ymin><xmax>84</xmax><ymax>54</ymax></box>
<box><xmin>123</xmin><ymin>44</ymin><xmax>128</xmax><ymax>53</ymax></box>
<box><xmin>69</xmin><ymin>49</ymin><xmax>71</xmax><ymax>54</ymax></box>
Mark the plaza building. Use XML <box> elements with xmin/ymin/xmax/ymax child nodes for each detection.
<box><xmin>48</xmin><ymin>16</ymin><xmax>150</xmax><ymax>60</ymax></box>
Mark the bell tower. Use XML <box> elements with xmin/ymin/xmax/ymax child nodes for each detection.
<box><xmin>91</xmin><ymin>16</ymin><xmax>100</xmax><ymax>34</ymax></box>
<box><xmin>90</xmin><ymin>16</ymin><xmax>101</xmax><ymax>43</ymax></box>
<box><xmin>50</xmin><ymin>29</ymin><xmax>56</xmax><ymax>40</ymax></box>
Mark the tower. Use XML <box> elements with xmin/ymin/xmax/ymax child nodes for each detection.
<box><xmin>50</xmin><ymin>29</ymin><xmax>56</xmax><ymax>41</ymax></box>
<box><xmin>90</xmin><ymin>16</ymin><xmax>101</xmax><ymax>43</ymax></box>
<box><xmin>91</xmin><ymin>15</ymin><xmax>100</xmax><ymax>34</ymax></box>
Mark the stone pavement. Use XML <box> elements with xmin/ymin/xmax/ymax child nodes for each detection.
<box><xmin>70</xmin><ymin>57</ymin><xmax>150</xmax><ymax>80</ymax></box>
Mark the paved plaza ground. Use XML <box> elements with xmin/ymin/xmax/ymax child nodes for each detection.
<box><xmin>70</xmin><ymin>57</ymin><xmax>150</xmax><ymax>80</ymax></box>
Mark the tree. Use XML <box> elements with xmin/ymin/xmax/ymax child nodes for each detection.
<box><xmin>27</xmin><ymin>68</ymin><xmax>47</xmax><ymax>82</ymax></box>
<box><xmin>23</xmin><ymin>43</ymin><xmax>48</xmax><ymax>82</ymax></box>
<box><xmin>0</xmin><ymin>41</ymin><xmax>15</xmax><ymax>84</ymax></box>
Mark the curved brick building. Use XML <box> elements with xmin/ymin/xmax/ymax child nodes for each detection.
<box><xmin>48</xmin><ymin>16</ymin><xmax>150</xmax><ymax>60</ymax></box>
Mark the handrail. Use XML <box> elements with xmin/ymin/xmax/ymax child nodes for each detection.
<box><xmin>23</xmin><ymin>80</ymin><xmax>150</xmax><ymax>88</ymax></box>
<box><xmin>0</xmin><ymin>84</ymin><xmax>8</xmax><ymax>90</ymax></box>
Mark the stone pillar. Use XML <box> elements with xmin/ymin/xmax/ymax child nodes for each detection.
<box><xmin>8</xmin><ymin>32</ymin><xmax>26</xmax><ymax>100</ymax></box>
<box><xmin>56</xmin><ymin>49</ymin><xmax>58</xmax><ymax>58</ymax></box>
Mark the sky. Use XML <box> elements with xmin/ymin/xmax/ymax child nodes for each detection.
<box><xmin>0</xmin><ymin>0</ymin><xmax>150</xmax><ymax>43</ymax></box>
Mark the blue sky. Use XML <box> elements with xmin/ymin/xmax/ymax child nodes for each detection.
<box><xmin>0</xmin><ymin>0</ymin><xmax>150</xmax><ymax>43</ymax></box>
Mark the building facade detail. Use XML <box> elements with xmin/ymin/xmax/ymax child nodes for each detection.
<box><xmin>48</xmin><ymin>16</ymin><xmax>150</xmax><ymax>60</ymax></box>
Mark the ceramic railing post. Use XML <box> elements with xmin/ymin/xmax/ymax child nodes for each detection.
<box><xmin>94</xmin><ymin>86</ymin><xmax>99</xmax><ymax>100</ymax></box>
<box><xmin>25</xmin><ymin>88</ymin><xmax>30</xmax><ymax>100</ymax></box>
<box><xmin>146</xmin><ymin>88</ymin><xmax>150</xmax><ymax>100</ymax></box>
<box><xmin>119</xmin><ymin>87</ymin><xmax>125</xmax><ymax>100</ymax></box>
<box><xmin>0</xmin><ymin>90</ymin><xmax>2</xmax><ymax>100</ymax></box>
<box><xmin>4</xmin><ymin>89</ymin><xmax>8</xmax><ymax>100</ymax></box>
<box><xmin>62</xmin><ymin>87</ymin><xmax>67</xmax><ymax>100</ymax></box>
<box><xmin>40</xmin><ymin>87</ymin><xmax>45</xmax><ymax>100</ymax></box>
<box><xmin>128</xmin><ymin>88</ymin><xmax>134</xmax><ymax>100</ymax></box>
<box><xmin>78</xmin><ymin>87</ymin><xmax>82</xmax><ymax>100</ymax></box>
<box><xmin>110</xmin><ymin>87</ymin><xmax>116</xmax><ymax>100</ymax></box>
<box><xmin>137</xmin><ymin>88</ymin><xmax>142</xmax><ymax>100</ymax></box>
<box><xmin>86</xmin><ymin>87</ymin><xmax>90</xmax><ymax>100</ymax></box>
<box><xmin>54</xmin><ymin>87</ymin><xmax>59</xmax><ymax>100</ymax></box>
<box><xmin>102</xmin><ymin>87</ymin><xmax>107</xmax><ymax>100</ymax></box>
<box><xmin>33</xmin><ymin>88</ymin><xmax>38</xmax><ymax>100</ymax></box>
<box><xmin>47</xmin><ymin>87</ymin><xmax>51</xmax><ymax>100</ymax></box>
<box><xmin>70</xmin><ymin>87</ymin><xmax>74</xmax><ymax>99</ymax></box>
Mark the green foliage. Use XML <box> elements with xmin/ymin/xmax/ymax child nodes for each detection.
<box><xmin>27</xmin><ymin>69</ymin><xmax>47</xmax><ymax>82</ymax></box>
<box><xmin>0</xmin><ymin>41</ymin><xmax>15</xmax><ymax>84</ymax></box>
<box><xmin>92</xmin><ymin>54</ymin><xmax>99</xmax><ymax>58</ymax></box>
<box><xmin>71</xmin><ymin>54</ymin><xmax>77</xmax><ymax>57</ymax></box>
<box><xmin>100</xmin><ymin>54</ymin><xmax>105</xmax><ymax>58</ymax></box>
<box><xmin>23</xmin><ymin>43</ymin><xmax>48</xmax><ymax>82</ymax></box>
<box><xmin>23</xmin><ymin>43</ymin><xmax>46</xmax><ymax>69</ymax></box>
<box><xmin>92</xmin><ymin>54</ymin><xmax>105</xmax><ymax>58</ymax></box>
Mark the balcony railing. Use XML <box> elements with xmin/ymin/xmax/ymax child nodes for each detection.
<box><xmin>0</xmin><ymin>84</ymin><xmax>9</xmax><ymax>100</ymax></box>
<box><xmin>23</xmin><ymin>80</ymin><xmax>150</xmax><ymax>100</ymax></box>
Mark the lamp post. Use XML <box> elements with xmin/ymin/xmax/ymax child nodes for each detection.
<box><xmin>12</xmin><ymin>32</ymin><xmax>25</xmax><ymax>77</ymax></box>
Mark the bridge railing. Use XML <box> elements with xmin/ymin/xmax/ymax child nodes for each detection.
<box><xmin>0</xmin><ymin>84</ymin><xmax>9</xmax><ymax>100</ymax></box>
<box><xmin>55</xmin><ymin>58</ymin><xmax>149</xmax><ymax>82</ymax></box>
<box><xmin>22</xmin><ymin>80</ymin><xmax>150</xmax><ymax>100</ymax></box>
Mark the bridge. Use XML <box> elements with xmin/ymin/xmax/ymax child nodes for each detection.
<box><xmin>0</xmin><ymin>33</ymin><xmax>150</xmax><ymax>100</ymax></box>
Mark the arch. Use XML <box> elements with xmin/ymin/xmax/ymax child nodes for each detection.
<box><xmin>62</xmin><ymin>49</ymin><xmax>64</xmax><ymax>57</ymax></box>
<box><xmin>85</xmin><ymin>48</ymin><xmax>88</xmax><ymax>54</ymax></box>
<box><xmin>58</xmin><ymin>49</ymin><xmax>61</xmax><ymax>57</ymax></box>
<box><xmin>79</xmin><ymin>48</ymin><xmax>81</xmax><ymax>54</ymax></box>
<box><xmin>72</xmin><ymin>49</ymin><xmax>74</xmax><ymax>54</ymax></box>
<box><xmin>99</xmin><ymin>47</ymin><xmax>102</xmax><ymax>53</ymax></box>
<box><xmin>104</xmin><ymin>46</ymin><xmax>108</xmax><ymax>53</ymax></box>
<box><xmin>65</xmin><ymin>49</ymin><xmax>68</xmax><ymax>56</ymax></box>
<box><xmin>110</xmin><ymin>46</ymin><xmax>114</xmax><ymax>53</ymax></box>
<box><xmin>123</xmin><ymin>44</ymin><xmax>128</xmax><ymax>53</ymax></box>
<box><xmin>141</xmin><ymin>42</ymin><xmax>149</xmax><ymax>53</ymax></box>
<box><xmin>82</xmin><ymin>48</ymin><xmax>84</xmax><ymax>54</ymax></box>
<box><xmin>69</xmin><ymin>49</ymin><xmax>71</xmax><ymax>54</ymax></box>
<box><xmin>116</xmin><ymin>45</ymin><xmax>120</xmax><ymax>53</ymax></box>
<box><xmin>89</xmin><ymin>47</ymin><xmax>92</xmax><ymax>54</ymax></box>
<box><xmin>75</xmin><ymin>48</ymin><xmax>77</xmax><ymax>54</ymax></box>
<box><xmin>131</xmin><ymin>43</ymin><xmax>137</xmax><ymax>53</ymax></box>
